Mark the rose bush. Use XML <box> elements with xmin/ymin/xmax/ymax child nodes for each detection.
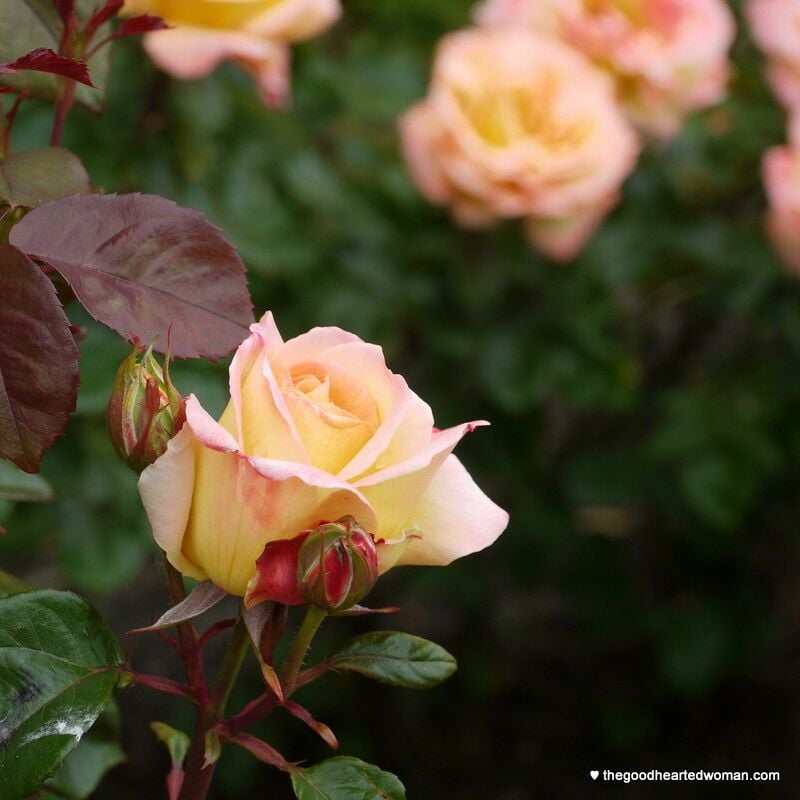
<box><xmin>138</xmin><ymin>312</ymin><xmax>508</xmax><ymax>596</ymax></box>
<box><xmin>747</xmin><ymin>0</ymin><xmax>800</xmax><ymax>110</ymax></box>
<box><xmin>399</xmin><ymin>27</ymin><xmax>640</xmax><ymax>261</ymax></box>
<box><xmin>122</xmin><ymin>0</ymin><xmax>341</xmax><ymax>105</ymax></box>
<box><xmin>476</xmin><ymin>0</ymin><xmax>735</xmax><ymax>138</ymax></box>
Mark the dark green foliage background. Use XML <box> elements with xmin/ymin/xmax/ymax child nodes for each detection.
<box><xmin>3</xmin><ymin>0</ymin><xmax>800</xmax><ymax>797</ymax></box>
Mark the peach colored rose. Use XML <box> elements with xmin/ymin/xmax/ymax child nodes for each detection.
<box><xmin>138</xmin><ymin>312</ymin><xmax>508</xmax><ymax>596</ymax></box>
<box><xmin>476</xmin><ymin>0</ymin><xmax>736</xmax><ymax>138</ymax></box>
<box><xmin>122</xmin><ymin>0</ymin><xmax>340</xmax><ymax>106</ymax></box>
<box><xmin>747</xmin><ymin>0</ymin><xmax>800</xmax><ymax>110</ymax></box>
<box><xmin>399</xmin><ymin>27</ymin><xmax>640</xmax><ymax>261</ymax></box>
<box><xmin>762</xmin><ymin>116</ymin><xmax>800</xmax><ymax>274</ymax></box>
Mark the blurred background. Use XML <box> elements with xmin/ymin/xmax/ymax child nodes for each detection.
<box><xmin>3</xmin><ymin>0</ymin><xmax>800</xmax><ymax>797</ymax></box>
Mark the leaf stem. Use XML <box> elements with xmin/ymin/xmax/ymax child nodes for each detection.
<box><xmin>281</xmin><ymin>606</ymin><xmax>327</xmax><ymax>697</ymax></box>
<box><xmin>127</xmin><ymin>670</ymin><xmax>194</xmax><ymax>701</ymax></box>
<box><xmin>50</xmin><ymin>80</ymin><xmax>77</xmax><ymax>147</ymax></box>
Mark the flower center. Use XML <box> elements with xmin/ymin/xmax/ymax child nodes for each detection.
<box><xmin>287</xmin><ymin>362</ymin><xmax>380</xmax><ymax>474</ymax></box>
<box><xmin>457</xmin><ymin>72</ymin><xmax>593</xmax><ymax>151</ymax></box>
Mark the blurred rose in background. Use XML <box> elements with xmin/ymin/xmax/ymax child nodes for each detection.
<box><xmin>762</xmin><ymin>115</ymin><xmax>800</xmax><ymax>274</ymax></box>
<box><xmin>748</xmin><ymin>0</ymin><xmax>800</xmax><ymax>111</ymax></box>
<box><xmin>475</xmin><ymin>0</ymin><xmax>735</xmax><ymax>138</ymax></box>
<box><xmin>122</xmin><ymin>0</ymin><xmax>341</xmax><ymax>105</ymax></box>
<box><xmin>399</xmin><ymin>27</ymin><xmax>640</xmax><ymax>261</ymax></box>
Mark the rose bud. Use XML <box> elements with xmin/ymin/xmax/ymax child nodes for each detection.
<box><xmin>297</xmin><ymin>517</ymin><xmax>379</xmax><ymax>612</ymax></box>
<box><xmin>107</xmin><ymin>343</ymin><xmax>185</xmax><ymax>473</ymax></box>
<box><xmin>244</xmin><ymin>517</ymin><xmax>379</xmax><ymax>612</ymax></box>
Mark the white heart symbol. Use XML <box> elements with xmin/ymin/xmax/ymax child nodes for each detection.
<box><xmin>590</xmin><ymin>771</ymin><xmax>599</xmax><ymax>780</ymax></box>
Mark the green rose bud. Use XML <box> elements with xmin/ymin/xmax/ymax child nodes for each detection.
<box><xmin>106</xmin><ymin>342</ymin><xmax>185</xmax><ymax>473</ymax></box>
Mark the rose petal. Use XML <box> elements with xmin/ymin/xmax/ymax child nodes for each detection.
<box><xmin>245</xmin><ymin>534</ymin><xmax>308</xmax><ymax>608</ymax></box>
<box><xmin>248</xmin><ymin>0</ymin><xmax>341</xmax><ymax>42</ymax></box>
<box><xmin>186</xmin><ymin>395</ymin><xmax>239</xmax><ymax>453</ymax></box>
<box><xmin>138</xmin><ymin>424</ymin><xmax>206</xmax><ymax>580</ymax></box>
<box><xmin>142</xmin><ymin>27</ymin><xmax>290</xmax><ymax>106</ymax></box>
<box><xmin>282</xmin><ymin>359</ymin><xmax>379</xmax><ymax>475</ymax></box>
<box><xmin>384</xmin><ymin>454</ymin><xmax>508</xmax><ymax>569</ymax></box>
<box><xmin>182</xmin><ymin>447</ymin><xmax>376</xmax><ymax>596</ymax></box>
<box><xmin>338</xmin><ymin>376</ymin><xmax>434</xmax><ymax>481</ymax></box>
<box><xmin>524</xmin><ymin>200</ymin><xmax>618</xmax><ymax>263</ymax></box>
<box><xmin>355</xmin><ymin>421</ymin><xmax>487</xmax><ymax>544</ymax></box>
<box><xmin>278</xmin><ymin>325</ymin><xmax>364</xmax><ymax>364</ymax></box>
<box><xmin>222</xmin><ymin>323</ymin><xmax>308</xmax><ymax>462</ymax></box>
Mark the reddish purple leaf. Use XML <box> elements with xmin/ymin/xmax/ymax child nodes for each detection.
<box><xmin>54</xmin><ymin>0</ymin><xmax>76</xmax><ymax>23</ymax></box>
<box><xmin>129</xmin><ymin>581</ymin><xmax>226</xmax><ymax>634</ymax></box>
<box><xmin>115</xmin><ymin>14</ymin><xmax>168</xmax><ymax>38</ymax></box>
<box><xmin>0</xmin><ymin>49</ymin><xmax>94</xmax><ymax>88</ymax></box>
<box><xmin>229</xmin><ymin>734</ymin><xmax>293</xmax><ymax>771</ymax></box>
<box><xmin>84</xmin><ymin>1</ymin><xmax>125</xmax><ymax>43</ymax></box>
<box><xmin>10</xmin><ymin>193</ymin><xmax>254</xmax><ymax>360</ymax></box>
<box><xmin>284</xmin><ymin>701</ymin><xmax>339</xmax><ymax>750</ymax></box>
<box><xmin>0</xmin><ymin>244</ymin><xmax>79</xmax><ymax>473</ymax></box>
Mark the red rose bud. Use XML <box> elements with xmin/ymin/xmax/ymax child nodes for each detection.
<box><xmin>297</xmin><ymin>517</ymin><xmax>379</xmax><ymax>612</ymax></box>
<box><xmin>244</xmin><ymin>517</ymin><xmax>379</xmax><ymax>612</ymax></box>
<box><xmin>106</xmin><ymin>342</ymin><xmax>185</xmax><ymax>473</ymax></box>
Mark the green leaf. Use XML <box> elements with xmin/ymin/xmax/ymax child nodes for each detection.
<box><xmin>41</xmin><ymin>703</ymin><xmax>125</xmax><ymax>799</ymax></box>
<box><xmin>291</xmin><ymin>757</ymin><xmax>406</xmax><ymax>800</ymax></box>
<box><xmin>151</xmin><ymin>721</ymin><xmax>190</xmax><ymax>769</ymax></box>
<box><xmin>0</xmin><ymin>590</ymin><xmax>124</xmax><ymax>800</ymax></box>
<box><xmin>0</xmin><ymin>0</ymin><xmax>110</xmax><ymax>110</ymax></box>
<box><xmin>0</xmin><ymin>459</ymin><xmax>54</xmax><ymax>502</ymax></box>
<box><xmin>0</xmin><ymin>569</ymin><xmax>30</xmax><ymax>598</ymax></box>
<box><xmin>0</xmin><ymin>148</ymin><xmax>90</xmax><ymax>209</ymax></box>
<box><xmin>326</xmin><ymin>631</ymin><xmax>457</xmax><ymax>689</ymax></box>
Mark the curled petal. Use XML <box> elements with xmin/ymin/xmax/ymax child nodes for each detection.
<box><xmin>143</xmin><ymin>28</ymin><xmax>291</xmax><ymax>106</ymax></box>
<box><xmin>385</xmin><ymin>454</ymin><xmax>509</xmax><ymax>570</ymax></box>
<box><xmin>245</xmin><ymin>534</ymin><xmax>308</xmax><ymax>608</ymax></box>
<box><xmin>356</xmin><ymin>421</ymin><xmax>488</xmax><ymax>550</ymax></box>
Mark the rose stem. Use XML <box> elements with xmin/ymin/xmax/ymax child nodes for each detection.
<box><xmin>50</xmin><ymin>10</ymin><xmax>79</xmax><ymax>147</ymax></box>
<box><xmin>164</xmin><ymin>558</ymin><xmax>207</xmax><ymax>701</ymax></box>
<box><xmin>179</xmin><ymin>617</ymin><xmax>250</xmax><ymax>800</ymax></box>
<box><xmin>280</xmin><ymin>605</ymin><xmax>328</xmax><ymax>697</ymax></box>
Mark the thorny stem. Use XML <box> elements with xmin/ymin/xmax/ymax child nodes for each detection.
<box><xmin>2</xmin><ymin>91</ymin><xmax>28</xmax><ymax>157</ymax></box>
<box><xmin>225</xmin><ymin>607</ymin><xmax>327</xmax><ymax>735</ymax></box>
<box><xmin>178</xmin><ymin>618</ymin><xmax>250</xmax><ymax>800</ymax></box>
<box><xmin>226</xmin><ymin>691</ymin><xmax>280</xmax><ymax>736</ymax></box>
<box><xmin>50</xmin><ymin>79</ymin><xmax>77</xmax><ymax>147</ymax></box>
<box><xmin>156</xmin><ymin>563</ymin><xmax>330</xmax><ymax>798</ymax></box>
<box><xmin>51</xmin><ymin>10</ymin><xmax>80</xmax><ymax>148</ymax></box>
<box><xmin>280</xmin><ymin>605</ymin><xmax>327</xmax><ymax>697</ymax></box>
<box><xmin>211</xmin><ymin>617</ymin><xmax>250</xmax><ymax>713</ymax></box>
<box><xmin>164</xmin><ymin>558</ymin><xmax>207</xmax><ymax>702</ymax></box>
